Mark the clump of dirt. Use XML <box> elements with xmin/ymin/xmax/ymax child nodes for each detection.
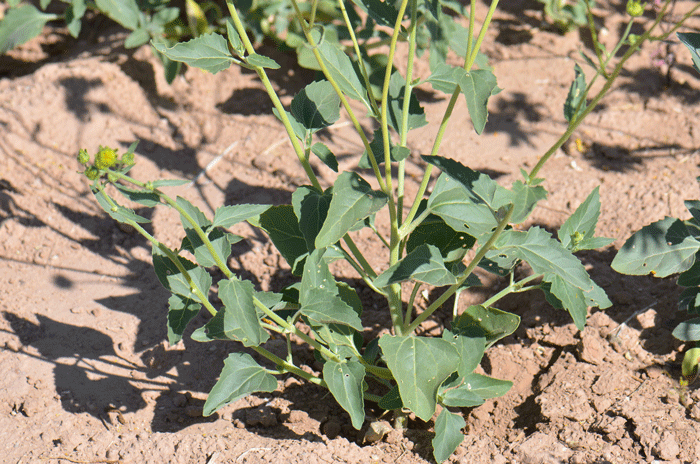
<box><xmin>2</xmin><ymin>2</ymin><xmax>700</xmax><ymax>463</ymax></box>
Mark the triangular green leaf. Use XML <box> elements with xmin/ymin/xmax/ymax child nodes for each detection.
<box><xmin>291</xmin><ymin>80</ymin><xmax>341</xmax><ymax>131</ymax></box>
<box><xmin>167</xmin><ymin>294</ymin><xmax>201</xmax><ymax>345</ymax></box>
<box><xmin>432</xmin><ymin>408</ymin><xmax>465</xmax><ymax>463</ymax></box>
<box><xmin>387</xmin><ymin>71</ymin><xmax>427</xmax><ymax>133</ymax></box>
<box><xmin>673</xmin><ymin>317</ymin><xmax>700</xmax><ymax>342</ymax></box>
<box><xmin>315</xmin><ymin>40</ymin><xmax>371</xmax><ymax>109</ymax></box>
<box><xmin>315</xmin><ymin>172</ymin><xmax>388</xmax><ymax>248</ymax></box>
<box><xmin>456</xmin><ymin>69</ymin><xmax>498</xmax><ymax>134</ymax></box>
<box><xmin>558</xmin><ymin>187</ymin><xmax>609</xmax><ymax>251</ymax></box>
<box><xmin>442</xmin><ymin>329</ymin><xmax>486</xmax><ymax>378</ymax></box>
<box><xmin>203</xmin><ymin>353</ymin><xmax>278</xmax><ymax>416</ymax></box>
<box><xmin>351</xmin><ymin>0</ymin><xmax>399</xmax><ymax>27</ymax></box>
<box><xmin>300</xmin><ymin>288</ymin><xmax>363</xmax><ymax>331</ymax></box>
<box><xmin>378</xmin><ymin>384</ymin><xmax>403</xmax><ymax>410</ymax></box>
<box><xmin>311</xmin><ymin>142</ymin><xmax>339</xmax><ymax>172</ymax></box>
<box><xmin>292</xmin><ymin>186</ymin><xmax>332</xmax><ymax>251</ymax></box>
<box><xmin>378</xmin><ymin>335</ymin><xmax>459</xmax><ymax>421</ymax></box>
<box><xmin>452</xmin><ymin>305</ymin><xmax>520</xmax><ymax>348</ymax></box>
<box><xmin>93</xmin><ymin>187</ymin><xmax>150</xmax><ymax>223</ymax></box>
<box><xmin>152</xmin><ymin>246</ymin><xmax>212</xmax><ymax>303</ymax></box>
<box><xmin>95</xmin><ymin>0</ymin><xmax>139</xmax><ymax>29</ymax></box>
<box><xmin>543</xmin><ymin>274</ymin><xmax>587</xmax><ymax>330</ymax></box>
<box><xmin>323</xmin><ymin>360</ymin><xmax>366</xmax><ymax>429</ymax></box>
<box><xmin>612</xmin><ymin>217</ymin><xmax>700</xmax><ymax>278</ymax></box>
<box><xmin>151</xmin><ymin>33</ymin><xmax>234</xmax><ymax>74</ymax></box>
<box><xmin>407</xmin><ymin>206</ymin><xmax>476</xmax><ymax>263</ymax></box>
<box><xmin>259</xmin><ymin>205</ymin><xmax>308</xmax><ymax>275</ymax></box>
<box><xmin>494</xmin><ymin>228</ymin><xmax>593</xmax><ymax>290</ymax></box>
<box><xmin>218</xmin><ymin>278</ymin><xmax>269</xmax><ymax>346</ymax></box>
<box><xmin>510</xmin><ymin>180</ymin><xmax>547</xmax><ymax>224</ymax></box>
<box><xmin>373</xmin><ymin>244</ymin><xmax>466</xmax><ymax>287</ymax></box>
<box><xmin>678</xmin><ymin>33</ymin><xmax>700</xmax><ymax>74</ymax></box>
<box><xmin>114</xmin><ymin>184</ymin><xmax>161</xmax><ymax>207</ymax></box>
<box><xmin>246</xmin><ymin>53</ymin><xmax>280</xmax><ymax>69</ymax></box>
<box><xmin>212</xmin><ymin>204</ymin><xmax>271</xmax><ymax>229</ymax></box>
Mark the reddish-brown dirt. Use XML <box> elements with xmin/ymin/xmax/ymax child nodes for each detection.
<box><xmin>2</xmin><ymin>1</ymin><xmax>700</xmax><ymax>463</ymax></box>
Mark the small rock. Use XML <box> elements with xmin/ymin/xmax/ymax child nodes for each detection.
<box><xmin>690</xmin><ymin>403</ymin><xmax>700</xmax><ymax>421</ymax></box>
<box><xmin>287</xmin><ymin>410</ymin><xmax>307</xmax><ymax>423</ymax></box>
<box><xmin>577</xmin><ymin>328</ymin><xmax>605</xmax><ymax>365</ymax></box>
<box><xmin>516</xmin><ymin>432</ymin><xmax>573</xmax><ymax>464</ymax></box>
<box><xmin>233</xmin><ymin>418</ymin><xmax>245</xmax><ymax>428</ymax></box>
<box><xmin>184</xmin><ymin>405</ymin><xmax>201</xmax><ymax>417</ymax></box>
<box><xmin>385</xmin><ymin>429</ymin><xmax>403</xmax><ymax>444</ymax></box>
<box><xmin>246</xmin><ymin>406</ymin><xmax>277</xmax><ymax>428</ymax></box>
<box><xmin>173</xmin><ymin>394</ymin><xmax>188</xmax><ymax>408</ymax></box>
<box><xmin>5</xmin><ymin>340</ymin><xmax>20</xmax><ymax>352</ymax></box>
<box><xmin>653</xmin><ymin>431</ymin><xmax>680</xmax><ymax>460</ymax></box>
<box><xmin>363</xmin><ymin>420</ymin><xmax>392</xmax><ymax>443</ymax></box>
<box><xmin>322</xmin><ymin>419</ymin><xmax>342</xmax><ymax>439</ymax></box>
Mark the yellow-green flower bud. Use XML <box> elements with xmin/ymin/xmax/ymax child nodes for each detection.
<box><xmin>628</xmin><ymin>34</ymin><xmax>641</xmax><ymax>46</ymax></box>
<box><xmin>626</xmin><ymin>0</ymin><xmax>644</xmax><ymax>17</ymax></box>
<box><xmin>95</xmin><ymin>146</ymin><xmax>118</xmax><ymax>169</ymax></box>
<box><xmin>107</xmin><ymin>172</ymin><xmax>119</xmax><ymax>183</ymax></box>
<box><xmin>121</xmin><ymin>151</ymin><xmax>135</xmax><ymax>166</ymax></box>
<box><xmin>85</xmin><ymin>166</ymin><xmax>100</xmax><ymax>180</ymax></box>
<box><xmin>77</xmin><ymin>148</ymin><xmax>90</xmax><ymax>165</ymax></box>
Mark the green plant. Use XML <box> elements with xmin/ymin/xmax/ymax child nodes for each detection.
<box><xmin>537</xmin><ymin>0</ymin><xmax>590</xmax><ymax>32</ymax></box>
<box><xmin>612</xmin><ymin>31</ymin><xmax>700</xmax><ymax>393</ymax></box>
<box><xmin>77</xmin><ymin>0</ymin><xmax>696</xmax><ymax>461</ymax></box>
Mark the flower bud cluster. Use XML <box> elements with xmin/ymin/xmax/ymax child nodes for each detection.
<box><xmin>77</xmin><ymin>145</ymin><xmax>136</xmax><ymax>181</ymax></box>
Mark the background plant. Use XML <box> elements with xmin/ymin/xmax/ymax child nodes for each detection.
<box><xmin>537</xmin><ymin>0</ymin><xmax>589</xmax><ymax>33</ymax></box>
<box><xmin>76</xmin><ymin>0</ymin><xmax>696</xmax><ymax>461</ymax></box>
<box><xmin>613</xmin><ymin>30</ymin><xmax>700</xmax><ymax>395</ymax></box>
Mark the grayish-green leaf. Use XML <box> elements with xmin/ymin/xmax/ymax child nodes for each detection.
<box><xmin>323</xmin><ymin>360</ymin><xmax>366</xmax><ymax>429</ymax></box>
<box><xmin>218</xmin><ymin>278</ymin><xmax>268</xmax><ymax>346</ymax></box>
<box><xmin>679</xmin><ymin>32</ymin><xmax>700</xmax><ymax>74</ymax></box>
<box><xmin>673</xmin><ymin>317</ymin><xmax>700</xmax><ymax>342</ymax></box>
<box><xmin>293</xmin><ymin>188</ymin><xmax>332</xmax><ymax>252</ymax></box>
<box><xmin>374</xmin><ymin>244</ymin><xmax>466</xmax><ymax>287</ymax></box>
<box><xmin>378</xmin><ymin>384</ymin><xmax>403</xmax><ymax>410</ymax></box>
<box><xmin>212</xmin><ymin>204</ymin><xmax>270</xmax><ymax>229</ymax></box>
<box><xmin>442</xmin><ymin>329</ymin><xmax>486</xmax><ymax>378</ymax></box>
<box><xmin>544</xmin><ymin>274</ymin><xmax>587</xmax><ymax>330</ymax></box>
<box><xmin>495</xmin><ymin>227</ymin><xmax>593</xmax><ymax>290</ymax></box>
<box><xmin>558</xmin><ymin>187</ymin><xmax>611</xmax><ymax>251</ymax></box>
<box><xmin>564</xmin><ymin>63</ymin><xmax>586</xmax><ymax>122</ymax></box>
<box><xmin>378</xmin><ymin>335</ymin><xmax>459</xmax><ymax>421</ymax></box>
<box><xmin>93</xmin><ymin>187</ymin><xmax>150</xmax><ymax>223</ymax></box>
<box><xmin>351</xmin><ymin>0</ymin><xmax>398</xmax><ymax>27</ymax></box>
<box><xmin>679</xmin><ymin>287</ymin><xmax>700</xmax><ymax>314</ymax></box>
<box><xmin>315</xmin><ymin>40</ymin><xmax>370</xmax><ymax>109</ymax></box>
<box><xmin>246</xmin><ymin>53</ymin><xmax>280</xmax><ymax>69</ymax></box>
<box><xmin>510</xmin><ymin>180</ymin><xmax>547</xmax><ymax>224</ymax></box>
<box><xmin>452</xmin><ymin>305</ymin><xmax>520</xmax><ymax>348</ymax></box>
<box><xmin>311</xmin><ymin>142</ymin><xmax>338</xmax><ymax>172</ymax></box>
<box><xmin>151</xmin><ymin>178</ymin><xmax>190</xmax><ymax>187</ymax></box>
<box><xmin>432</xmin><ymin>408</ymin><xmax>465</xmax><ymax>463</ymax></box>
<box><xmin>259</xmin><ymin>205</ymin><xmax>308</xmax><ymax>275</ymax></box>
<box><xmin>226</xmin><ymin>20</ymin><xmax>244</xmax><ymax>57</ymax></box>
<box><xmin>612</xmin><ymin>217</ymin><xmax>700</xmax><ymax>278</ymax></box>
<box><xmin>151</xmin><ymin>33</ymin><xmax>234</xmax><ymax>74</ymax></box>
<box><xmin>441</xmin><ymin>373</ymin><xmax>512</xmax><ymax>406</ymax></box>
<box><xmin>407</xmin><ymin>208</ymin><xmax>476</xmax><ymax>263</ymax></box>
<box><xmin>95</xmin><ymin>0</ymin><xmax>140</xmax><ymax>29</ymax></box>
<box><xmin>315</xmin><ymin>172</ymin><xmax>388</xmax><ymax>248</ymax></box>
<box><xmin>387</xmin><ymin>71</ymin><xmax>427</xmax><ymax>133</ymax></box>
<box><xmin>301</xmin><ymin>288</ymin><xmax>363</xmax><ymax>331</ymax></box>
<box><xmin>114</xmin><ymin>184</ymin><xmax>161</xmax><ymax>207</ymax></box>
<box><xmin>272</xmin><ymin>107</ymin><xmax>307</xmax><ymax>141</ymax></box>
<box><xmin>300</xmin><ymin>248</ymin><xmax>337</xmax><ymax>303</ymax></box>
<box><xmin>456</xmin><ymin>69</ymin><xmax>498</xmax><ymax>134</ymax></box>
<box><xmin>152</xmin><ymin>246</ymin><xmax>211</xmax><ymax>303</ymax></box>
<box><xmin>125</xmin><ymin>28</ymin><xmax>150</xmax><ymax>49</ymax></box>
<box><xmin>167</xmin><ymin>294</ymin><xmax>200</xmax><ymax>345</ymax></box>
<box><xmin>203</xmin><ymin>353</ymin><xmax>277</xmax><ymax>416</ymax></box>
<box><xmin>291</xmin><ymin>80</ymin><xmax>341</xmax><ymax>131</ymax></box>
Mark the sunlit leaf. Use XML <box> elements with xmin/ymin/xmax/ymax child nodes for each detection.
<box><xmin>432</xmin><ymin>408</ymin><xmax>465</xmax><ymax>463</ymax></box>
<box><xmin>323</xmin><ymin>360</ymin><xmax>366</xmax><ymax>429</ymax></box>
<box><xmin>379</xmin><ymin>335</ymin><xmax>459</xmax><ymax>421</ymax></box>
<box><xmin>203</xmin><ymin>353</ymin><xmax>277</xmax><ymax>416</ymax></box>
<box><xmin>291</xmin><ymin>80</ymin><xmax>341</xmax><ymax>131</ymax></box>
<box><xmin>151</xmin><ymin>33</ymin><xmax>235</xmax><ymax>74</ymax></box>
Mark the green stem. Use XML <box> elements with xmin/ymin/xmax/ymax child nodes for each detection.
<box><xmin>287</xmin><ymin>0</ymin><xmax>388</xmax><ymax>194</ymax></box>
<box><xmin>251</xmin><ymin>345</ymin><xmax>326</xmax><ymax>387</ymax></box>
<box><xmin>527</xmin><ymin>0</ymin><xmax>678</xmax><ymax>180</ymax></box>
<box><xmin>404</xmin><ymin>205</ymin><xmax>513</xmax><ymax>334</ymax></box>
<box><xmin>481</xmin><ymin>274</ymin><xmax>541</xmax><ymax>307</ymax></box>
<box><xmin>404</xmin><ymin>282</ymin><xmax>421</xmax><ymax>326</ymax></box>
<box><xmin>225</xmin><ymin>0</ymin><xmax>322</xmax><ymax>191</ymax></box>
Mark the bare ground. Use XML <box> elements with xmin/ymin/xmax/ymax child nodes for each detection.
<box><xmin>2</xmin><ymin>1</ymin><xmax>700</xmax><ymax>463</ymax></box>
